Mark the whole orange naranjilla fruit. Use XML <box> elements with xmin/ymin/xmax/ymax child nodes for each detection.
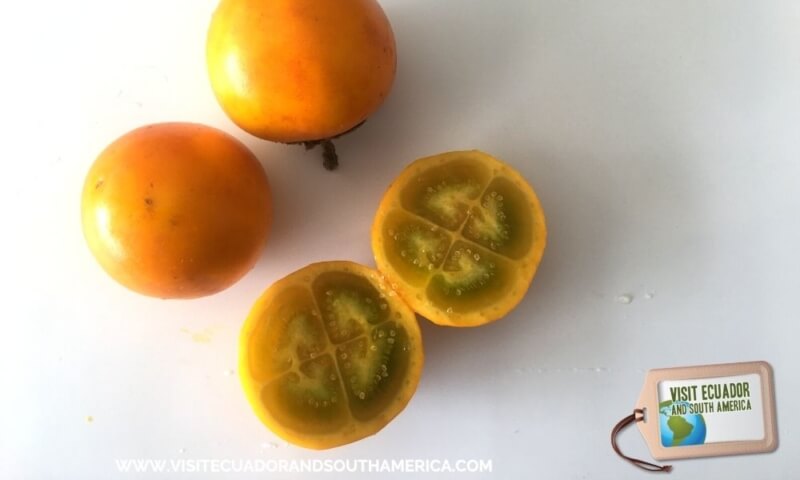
<box><xmin>206</xmin><ymin>0</ymin><xmax>396</xmax><ymax>169</ymax></box>
<box><xmin>81</xmin><ymin>123</ymin><xmax>272</xmax><ymax>299</ymax></box>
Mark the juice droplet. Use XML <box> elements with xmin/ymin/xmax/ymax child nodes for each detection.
<box><xmin>615</xmin><ymin>294</ymin><xmax>633</xmax><ymax>304</ymax></box>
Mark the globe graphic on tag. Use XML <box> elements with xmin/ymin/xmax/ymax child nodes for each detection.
<box><xmin>659</xmin><ymin>401</ymin><xmax>707</xmax><ymax>447</ymax></box>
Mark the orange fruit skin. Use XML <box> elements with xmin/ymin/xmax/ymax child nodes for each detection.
<box><xmin>81</xmin><ymin>123</ymin><xmax>272</xmax><ymax>299</ymax></box>
<box><xmin>207</xmin><ymin>0</ymin><xmax>396</xmax><ymax>143</ymax></box>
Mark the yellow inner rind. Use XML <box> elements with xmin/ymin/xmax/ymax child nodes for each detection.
<box><xmin>240</xmin><ymin>262</ymin><xmax>423</xmax><ymax>449</ymax></box>
<box><xmin>373</xmin><ymin>150</ymin><xmax>547</xmax><ymax>327</ymax></box>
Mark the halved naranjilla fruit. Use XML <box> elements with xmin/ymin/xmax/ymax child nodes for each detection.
<box><xmin>239</xmin><ymin>261</ymin><xmax>423</xmax><ymax>449</ymax></box>
<box><xmin>372</xmin><ymin>151</ymin><xmax>547</xmax><ymax>327</ymax></box>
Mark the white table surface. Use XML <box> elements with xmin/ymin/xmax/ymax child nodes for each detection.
<box><xmin>2</xmin><ymin>1</ymin><xmax>798</xmax><ymax>478</ymax></box>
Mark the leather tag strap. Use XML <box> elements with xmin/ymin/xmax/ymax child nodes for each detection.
<box><xmin>611</xmin><ymin>409</ymin><xmax>673</xmax><ymax>473</ymax></box>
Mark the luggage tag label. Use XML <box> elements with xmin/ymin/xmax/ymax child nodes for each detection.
<box><xmin>612</xmin><ymin>361</ymin><xmax>778</xmax><ymax>472</ymax></box>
